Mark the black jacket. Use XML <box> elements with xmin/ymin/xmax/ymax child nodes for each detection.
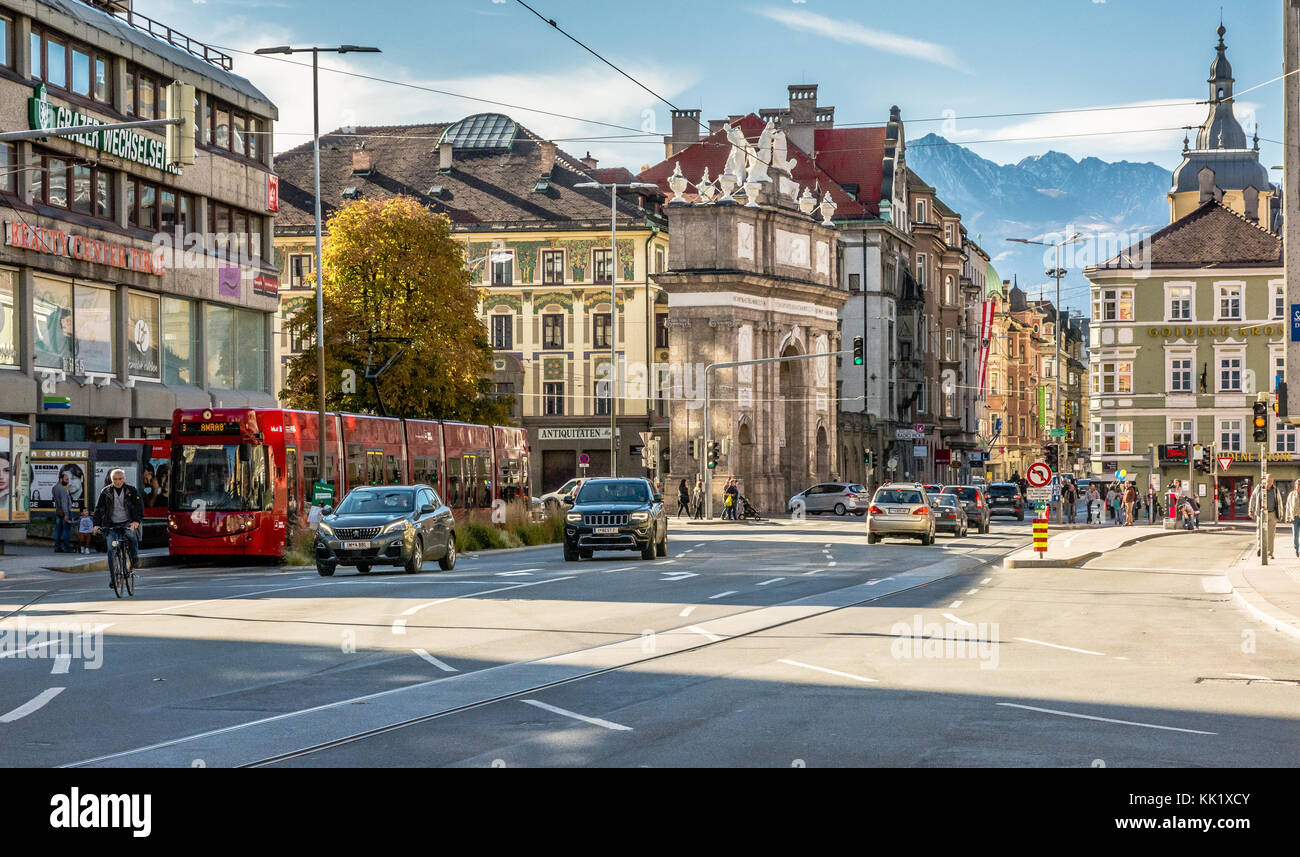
<box><xmin>92</xmin><ymin>483</ymin><xmax>144</xmax><ymax>529</ymax></box>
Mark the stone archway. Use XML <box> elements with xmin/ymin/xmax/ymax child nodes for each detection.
<box><xmin>816</xmin><ymin>425</ymin><xmax>830</xmax><ymax>480</ymax></box>
<box><xmin>778</xmin><ymin>341</ymin><xmax>808</xmax><ymax>500</ymax></box>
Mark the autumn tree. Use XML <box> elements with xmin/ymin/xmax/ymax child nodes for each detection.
<box><xmin>280</xmin><ymin>196</ymin><xmax>512</xmax><ymax>423</ymax></box>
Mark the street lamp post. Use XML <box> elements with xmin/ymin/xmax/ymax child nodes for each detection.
<box><xmin>255</xmin><ymin>45</ymin><xmax>380</xmax><ymax>501</ymax></box>
<box><xmin>1008</xmin><ymin>233</ymin><xmax>1084</xmax><ymax>523</ymax></box>
<box><xmin>575</xmin><ymin>179</ymin><xmax>657</xmax><ymax>477</ymax></box>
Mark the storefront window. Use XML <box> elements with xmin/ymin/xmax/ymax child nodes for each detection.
<box><xmin>33</xmin><ymin>277</ymin><xmax>73</xmax><ymax>370</ymax></box>
<box><xmin>74</xmin><ymin>284</ymin><xmax>113</xmax><ymax>373</ymax></box>
<box><xmin>206</xmin><ymin>304</ymin><xmax>266</xmax><ymax>392</ymax></box>
<box><xmin>162</xmin><ymin>296</ymin><xmax>195</xmax><ymax>386</ymax></box>
<box><xmin>127</xmin><ymin>292</ymin><xmax>160</xmax><ymax>380</ymax></box>
<box><xmin>0</xmin><ymin>269</ymin><xmax>16</xmax><ymax>366</ymax></box>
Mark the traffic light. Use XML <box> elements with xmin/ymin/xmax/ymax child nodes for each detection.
<box><xmin>863</xmin><ymin>449</ymin><xmax>872</xmax><ymax>467</ymax></box>
<box><xmin>707</xmin><ymin>440</ymin><xmax>721</xmax><ymax>469</ymax></box>
<box><xmin>687</xmin><ymin>438</ymin><xmax>696</xmax><ymax>459</ymax></box>
<box><xmin>1252</xmin><ymin>401</ymin><xmax>1268</xmax><ymax>443</ymax></box>
<box><xmin>1277</xmin><ymin>381</ymin><xmax>1289</xmax><ymax>419</ymax></box>
<box><xmin>852</xmin><ymin>336</ymin><xmax>863</xmax><ymax>366</ymax></box>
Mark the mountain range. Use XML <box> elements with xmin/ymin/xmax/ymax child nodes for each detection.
<box><xmin>905</xmin><ymin>132</ymin><xmax>1173</xmax><ymax>309</ymax></box>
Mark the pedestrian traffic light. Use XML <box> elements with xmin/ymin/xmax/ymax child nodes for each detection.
<box><xmin>688</xmin><ymin>438</ymin><xmax>696</xmax><ymax>459</ymax></box>
<box><xmin>863</xmin><ymin>449</ymin><xmax>872</xmax><ymax>467</ymax></box>
<box><xmin>852</xmin><ymin>336</ymin><xmax>863</xmax><ymax>366</ymax></box>
<box><xmin>1252</xmin><ymin>401</ymin><xmax>1268</xmax><ymax>443</ymax></box>
<box><xmin>707</xmin><ymin>440</ymin><xmax>721</xmax><ymax>469</ymax></box>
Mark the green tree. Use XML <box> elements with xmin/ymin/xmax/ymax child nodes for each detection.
<box><xmin>281</xmin><ymin>196</ymin><xmax>513</xmax><ymax>424</ymax></box>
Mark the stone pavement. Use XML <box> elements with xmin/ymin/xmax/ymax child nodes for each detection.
<box><xmin>1226</xmin><ymin>526</ymin><xmax>1300</xmax><ymax>643</ymax></box>
<box><xmin>1002</xmin><ymin>522</ymin><xmax>1189</xmax><ymax>568</ymax></box>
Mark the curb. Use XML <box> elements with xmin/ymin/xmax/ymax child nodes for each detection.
<box><xmin>1003</xmin><ymin>528</ymin><xmax>1188</xmax><ymax>569</ymax></box>
<box><xmin>1225</xmin><ymin>550</ymin><xmax>1300</xmax><ymax>644</ymax></box>
<box><xmin>45</xmin><ymin>553</ymin><xmax>174</xmax><ymax>575</ymax></box>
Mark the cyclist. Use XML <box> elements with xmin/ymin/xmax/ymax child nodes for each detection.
<box><xmin>93</xmin><ymin>468</ymin><xmax>143</xmax><ymax>590</ymax></box>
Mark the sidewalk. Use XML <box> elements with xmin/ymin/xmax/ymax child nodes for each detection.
<box><xmin>1002</xmin><ymin>523</ymin><xmax>1188</xmax><ymax>568</ymax></box>
<box><xmin>0</xmin><ymin>543</ymin><xmax>171</xmax><ymax>580</ymax></box>
<box><xmin>1226</xmin><ymin>540</ymin><xmax>1300</xmax><ymax>643</ymax></box>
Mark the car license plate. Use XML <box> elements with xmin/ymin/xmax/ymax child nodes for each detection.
<box><xmin>342</xmin><ymin>540</ymin><xmax>371</xmax><ymax>550</ymax></box>
<box><xmin>594</xmin><ymin>526</ymin><xmax>620</xmax><ymax>535</ymax></box>
<box><xmin>887</xmin><ymin>508</ymin><xmax>907</xmax><ymax>515</ymax></box>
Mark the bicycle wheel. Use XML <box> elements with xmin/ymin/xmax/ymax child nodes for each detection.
<box><xmin>110</xmin><ymin>551</ymin><xmax>124</xmax><ymax>599</ymax></box>
<box><xmin>124</xmin><ymin>556</ymin><xmax>135</xmax><ymax>597</ymax></box>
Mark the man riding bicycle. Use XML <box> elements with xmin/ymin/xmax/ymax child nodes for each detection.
<box><xmin>93</xmin><ymin>468</ymin><xmax>143</xmax><ymax>589</ymax></box>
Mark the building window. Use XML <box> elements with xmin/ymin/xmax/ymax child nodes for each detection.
<box><xmin>1170</xmin><ymin>418</ymin><xmax>1194</xmax><ymax>445</ymax></box>
<box><xmin>0</xmin><ymin>143</ymin><xmax>14</xmax><ymax>195</ymax></box>
<box><xmin>162</xmin><ymin>297</ymin><xmax>195</xmax><ymax>386</ymax></box>
<box><xmin>848</xmin><ymin>273</ymin><xmax>861</xmax><ymax>293</ymax></box>
<box><xmin>944</xmin><ymin>224</ymin><xmax>953</xmax><ymax>245</ymax></box>
<box><xmin>206</xmin><ymin>201</ymin><xmax>262</xmax><ymax>260</ymax></box>
<box><xmin>593</xmin><ymin>380</ymin><xmax>611</xmax><ymax>416</ymax></box>
<box><xmin>1276</xmin><ymin>352</ymin><xmax>1286</xmax><ymax>393</ymax></box>
<box><xmin>542</xmin><ymin>250</ymin><xmax>564</xmax><ymax>285</ymax></box>
<box><xmin>1092</xmin><ymin>361</ymin><xmax>1133</xmax><ymax>394</ymax></box>
<box><xmin>915</xmin><ymin>200</ymin><xmax>926</xmax><ymax>224</ymax></box>
<box><xmin>655</xmin><ymin>246</ymin><xmax>666</xmax><ymax>274</ymax></box>
<box><xmin>655</xmin><ymin>314</ymin><xmax>669</xmax><ymax>349</ymax></box>
<box><xmin>945</xmin><ymin>329</ymin><xmax>955</xmax><ymax>361</ymax></box>
<box><xmin>990</xmin><ymin>371</ymin><xmax>999</xmax><ymax>396</ymax></box>
<box><xmin>1219</xmin><ymin>419</ymin><xmax>1242</xmax><ymax>453</ymax></box>
<box><xmin>1274</xmin><ymin>284</ymin><xmax>1286</xmax><ymax>321</ymax></box>
<box><xmin>1093</xmin><ymin>288</ymin><xmax>1133</xmax><ymax>322</ymax></box>
<box><xmin>207</xmin><ymin>98</ymin><xmax>261</xmax><ymax>160</ymax></box>
<box><xmin>490</xmin><ymin>253</ymin><xmax>513</xmax><ymax>286</ymax></box>
<box><xmin>543</xmin><ymin>382</ymin><xmax>565</xmax><ymax>416</ymax></box>
<box><xmin>127</xmin><ymin>292</ymin><xmax>161</xmax><ymax>380</ymax></box>
<box><xmin>592</xmin><ymin>313</ymin><xmax>611</xmax><ymax>349</ymax></box>
<box><xmin>490</xmin><ymin>314</ymin><xmax>513</xmax><ymax>350</ymax></box>
<box><xmin>205</xmin><ymin>304</ymin><xmax>266</xmax><ymax>392</ymax></box>
<box><xmin>1219</xmin><ymin>355</ymin><xmax>1242</xmax><ymax>392</ymax></box>
<box><xmin>1217</xmin><ymin>284</ymin><xmax>1243</xmax><ymax>321</ymax></box>
<box><xmin>0</xmin><ymin>269</ymin><xmax>17</xmax><ymax>366</ymax></box>
<box><xmin>288</xmin><ymin>254</ymin><xmax>314</xmax><ymax>288</ymax></box>
<box><xmin>1170</xmin><ymin>356</ymin><xmax>1193</xmax><ymax>393</ymax></box>
<box><xmin>542</xmin><ymin>314</ymin><xmax>564</xmax><ymax>349</ymax></box>
<box><xmin>0</xmin><ymin>14</ymin><xmax>11</xmax><ymax>70</ymax></box>
<box><xmin>1167</xmin><ymin>285</ymin><xmax>1192</xmax><ymax>321</ymax></box>
<box><xmin>592</xmin><ymin>249</ymin><xmax>613</xmax><ymax>284</ymax></box>
<box><xmin>915</xmin><ymin>254</ymin><xmax>927</xmax><ymax>288</ymax></box>
<box><xmin>1096</xmin><ymin>422</ymin><xmax>1133</xmax><ymax>454</ymax></box>
<box><xmin>125</xmin><ymin>66</ymin><xmax>164</xmax><ymax>120</ymax></box>
<box><xmin>1276</xmin><ymin>422</ymin><xmax>1297</xmax><ymax>454</ymax></box>
<box><xmin>943</xmin><ymin>391</ymin><xmax>955</xmax><ymax>418</ymax></box>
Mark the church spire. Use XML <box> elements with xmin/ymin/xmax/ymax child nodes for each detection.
<box><xmin>1196</xmin><ymin>23</ymin><xmax>1247</xmax><ymax>150</ymax></box>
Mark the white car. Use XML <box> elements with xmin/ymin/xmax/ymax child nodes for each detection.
<box><xmin>540</xmin><ymin>478</ymin><xmax>586</xmax><ymax>512</ymax></box>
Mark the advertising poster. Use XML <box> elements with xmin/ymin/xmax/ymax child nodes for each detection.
<box><xmin>12</xmin><ymin>427</ymin><xmax>29</xmax><ymax>522</ymax></box>
<box><xmin>30</xmin><ymin>451</ymin><xmax>89</xmax><ymax>511</ymax></box>
<box><xmin>127</xmin><ymin>292</ymin><xmax>161</xmax><ymax>379</ymax></box>
<box><xmin>0</xmin><ymin>431</ymin><xmax>9</xmax><ymax>523</ymax></box>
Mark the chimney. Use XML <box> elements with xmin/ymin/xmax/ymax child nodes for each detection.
<box><xmin>581</xmin><ymin>151</ymin><xmax>598</xmax><ymax>170</ymax></box>
<box><xmin>539</xmin><ymin>140</ymin><xmax>556</xmax><ymax>175</ymax></box>
<box><xmin>1243</xmin><ymin>185</ymin><xmax>1259</xmax><ymax>222</ymax></box>
<box><xmin>438</xmin><ymin>141</ymin><xmax>453</xmax><ymax>172</ymax></box>
<box><xmin>1198</xmin><ymin>166</ymin><xmax>1217</xmax><ymax>204</ymax></box>
<box><xmin>665</xmin><ymin>109</ymin><xmax>701</xmax><ymax>157</ymax></box>
<box><xmin>786</xmin><ymin>83</ymin><xmax>819</xmax><ymax>156</ymax></box>
<box><xmin>351</xmin><ymin>143</ymin><xmax>372</xmax><ymax>175</ymax></box>
<box><xmin>708</xmin><ymin>118</ymin><xmax>728</xmax><ymax>135</ymax></box>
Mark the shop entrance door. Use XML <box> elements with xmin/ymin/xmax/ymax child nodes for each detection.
<box><xmin>1217</xmin><ymin>475</ymin><xmax>1253</xmax><ymax>520</ymax></box>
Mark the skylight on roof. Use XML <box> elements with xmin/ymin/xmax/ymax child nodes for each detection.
<box><xmin>439</xmin><ymin>113</ymin><xmax>518</xmax><ymax>150</ymax></box>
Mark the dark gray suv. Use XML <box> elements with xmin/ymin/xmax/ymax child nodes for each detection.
<box><xmin>943</xmin><ymin>485</ymin><xmax>991</xmax><ymax>534</ymax></box>
<box><xmin>563</xmin><ymin>477</ymin><xmax>667</xmax><ymax>561</ymax></box>
<box><xmin>315</xmin><ymin>485</ymin><xmax>456</xmax><ymax>576</ymax></box>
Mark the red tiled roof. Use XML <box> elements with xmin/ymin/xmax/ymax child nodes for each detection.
<box><xmin>636</xmin><ymin>114</ymin><xmax>869</xmax><ymax>217</ymax></box>
<box><xmin>812</xmin><ymin>127</ymin><xmax>887</xmax><ymax>214</ymax></box>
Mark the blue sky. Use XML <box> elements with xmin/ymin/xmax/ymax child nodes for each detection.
<box><xmin>145</xmin><ymin>0</ymin><xmax>1284</xmax><ymax>173</ymax></box>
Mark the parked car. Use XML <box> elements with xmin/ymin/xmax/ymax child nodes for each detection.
<box><xmin>930</xmin><ymin>492</ymin><xmax>969</xmax><ymax>537</ymax></box>
<box><xmin>562</xmin><ymin>477</ymin><xmax>667</xmax><ymax>561</ymax></box>
<box><xmin>943</xmin><ymin>485</ymin><xmax>990</xmax><ymax>534</ymax></box>
<box><xmin>787</xmin><ymin>482</ymin><xmax>868</xmax><ymax>516</ymax></box>
<box><xmin>986</xmin><ymin>482</ymin><xmax>1025</xmax><ymax>521</ymax></box>
<box><xmin>866</xmin><ymin>483</ymin><xmax>936</xmax><ymax>545</ymax></box>
<box><xmin>315</xmin><ymin>484</ymin><xmax>456</xmax><ymax>576</ymax></box>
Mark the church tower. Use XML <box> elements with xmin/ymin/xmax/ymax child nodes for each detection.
<box><xmin>1168</xmin><ymin>24</ymin><xmax>1276</xmax><ymax>227</ymax></box>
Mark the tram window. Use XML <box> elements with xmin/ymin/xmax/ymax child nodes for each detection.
<box><xmin>325</xmin><ymin>453</ymin><xmax>336</xmax><ymax>486</ymax></box>
<box><xmin>447</xmin><ymin>457</ymin><xmax>461</xmax><ymax>508</ymax></box>
<box><xmin>386</xmin><ymin>454</ymin><xmax>400</xmax><ymax>484</ymax></box>
<box><xmin>347</xmin><ymin>444</ymin><xmax>364</xmax><ymax>488</ymax></box>
<box><xmin>301</xmin><ymin>451</ymin><xmax>318</xmax><ymax>489</ymax></box>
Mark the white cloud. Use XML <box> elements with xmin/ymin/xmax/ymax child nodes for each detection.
<box><xmin>754</xmin><ymin>7</ymin><xmax>969</xmax><ymax>73</ymax></box>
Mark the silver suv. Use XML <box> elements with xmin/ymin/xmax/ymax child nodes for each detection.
<box><xmin>787</xmin><ymin>482</ymin><xmax>867</xmax><ymax>516</ymax></box>
<box><xmin>866</xmin><ymin>484</ymin><xmax>936</xmax><ymax>545</ymax></box>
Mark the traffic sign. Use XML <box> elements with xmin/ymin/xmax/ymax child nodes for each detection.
<box><xmin>1026</xmin><ymin>486</ymin><xmax>1052</xmax><ymax>502</ymax></box>
<box><xmin>312</xmin><ymin>480</ymin><xmax>334</xmax><ymax>505</ymax></box>
<box><xmin>1048</xmin><ymin>428</ymin><xmax>1068</xmax><ymax>438</ymax></box>
<box><xmin>1218</xmin><ymin>456</ymin><xmax>1233</xmax><ymax>473</ymax></box>
<box><xmin>578</xmin><ymin>452</ymin><xmax>590</xmax><ymax>469</ymax></box>
<box><xmin>1051</xmin><ymin>476</ymin><xmax>1061</xmax><ymax>502</ymax></box>
<box><xmin>1027</xmin><ymin>461</ymin><xmax>1052</xmax><ymax>487</ymax></box>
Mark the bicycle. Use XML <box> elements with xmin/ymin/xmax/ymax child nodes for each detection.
<box><xmin>105</xmin><ymin>524</ymin><xmax>138</xmax><ymax>598</ymax></box>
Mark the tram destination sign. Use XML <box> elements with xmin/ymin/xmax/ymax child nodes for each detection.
<box><xmin>178</xmin><ymin>421</ymin><xmax>241</xmax><ymax>436</ymax></box>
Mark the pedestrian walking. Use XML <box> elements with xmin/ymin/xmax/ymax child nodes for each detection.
<box><xmin>1087</xmin><ymin>485</ymin><xmax>1102</xmax><ymax>525</ymax></box>
<box><xmin>1287</xmin><ymin>482</ymin><xmax>1300</xmax><ymax>557</ymax></box>
<box><xmin>1122</xmin><ymin>481</ymin><xmax>1137</xmax><ymax>526</ymax></box>
<box><xmin>723</xmin><ymin>478</ymin><xmax>739</xmax><ymax>520</ymax></box>
<box><xmin>52</xmin><ymin>471</ymin><xmax>75</xmax><ymax>553</ymax></box>
<box><xmin>1250</xmin><ymin>475</ymin><xmax>1282</xmax><ymax>559</ymax></box>
<box><xmin>676</xmin><ymin>478</ymin><xmax>691</xmax><ymax>518</ymax></box>
<box><xmin>1062</xmin><ymin>481</ymin><xmax>1077</xmax><ymax>523</ymax></box>
<box><xmin>692</xmin><ymin>477</ymin><xmax>704</xmax><ymax>519</ymax></box>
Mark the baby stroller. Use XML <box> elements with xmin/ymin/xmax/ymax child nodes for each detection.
<box><xmin>738</xmin><ymin>494</ymin><xmax>762</xmax><ymax>520</ymax></box>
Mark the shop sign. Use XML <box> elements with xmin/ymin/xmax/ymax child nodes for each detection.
<box><xmin>252</xmin><ymin>272</ymin><xmax>279</xmax><ymax>298</ymax></box>
<box><xmin>266</xmin><ymin>174</ymin><xmax>280</xmax><ymax>212</ymax></box>
<box><xmin>4</xmin><ymin>221</ymin><xmax>164</xmax><ymax>275</ymax></box>
<box><xmin>1221</xmin><ymin>451</ymin><xmax>1296</xmax><ymax>463</ymax></box>
<box><xmin>1148</xmin><ymin>324</ymin><xmax>1284</xmax><ymax>339</ymax></box>
<box><xmin>29</xmin><ymin>84</ymin><xmax>180</xmax><ymax>175</ymax></box>
<box><xmin>538</xmin><ymin>427</ymin><xmax>614</xmax><ymax>441</ymax></box>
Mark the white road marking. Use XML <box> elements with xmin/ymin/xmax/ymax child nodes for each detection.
<box><xmin>0</xmin><ymin>624</ymin><xmax>113</xmax><ymax>659</ymax></box>
<box><xmin>827</xmin><ymin>562</ymin><xmax>837</xmax><ymax>567</ymax></box>
<box><xmin>866</xmin><ymin>577</ymin><xmax>895</xmax><ymax>586</ymax></box>
<box><xmin>709</xmin><ymin>591</ymin><xmax>738</xmax><ymax>600</ymax></box>
<box><xmin>521</xmin><ymin>699</ymin><xmax>632</xmax><ymax>732</ymax></box>
<box><xmin>496</xmin><ymin>571</ymin><xmax>533</xmax><ymax>577</ymax></box>
<box><xmin>391</xmin><ymin>620</ymin><xmax>406</xmax><ymax>635</ymax></box>
<box><xmin>967</xmin><ymin>588</ymin><xmax>979</xmax><ymax>595</ymax></box>
<box><xmin>1</xmin><ymin>687</ymin><xmax>64</xmax><ymax>723</ymax></box>
<box><xmin>1113</xmin><ymin>656</ymin><xmax>1129</xmax><ymax>660</ymax></box>
<box><xmin>51</xmin><ymin>654</ymin><xmax>70</xmax><ymax>675</ymax></box>
<box><xmin>757</xmin><ymin>578</ymin><xmax>785</xmax><ymax>586</ymax></box>
<box><xmin>601</xmin><ymin>566</ymin><xmax>634</xmax><ymax>574</ymax></box>
<box><xmin>412</xmin><ymin>650</ymin><xmax>457</xmax><ymax>672</ymax></box>
<box><xmin>660</xmin><ymin>571</ymin><xmax>698</xmax><ymax>582</ymax></box>
<box><xmin>1014</xmin><ymin>637</ymin><xmax>1106</xmax><ymax>656</ymax></box>
<box><xmin>943</xmin><ymin>613</ymin><xmax>974</xmax><ymax>627</ymax></box>
<box><xmin>980</xmin><ymin>577</ymin><xmax>992</xmax><ymax>585</ymax></box>
<box><xmin>1226</xmin><ymin>672</ymin><xmax>1274</xmax><ymax>681</ymax></box>
<box><xmin>399</xmin><ymin>577</ymin><xmax>575</xmax><ymax>617</ymax></box>
<box><xmin>694</xmin><ymin>543</ymin><xmax>706</xmax><ymax>548</ymax></box>
<box><xmin>679</xmin><ymin>606</ymin><xmax>696</xmax><ymax>617</ymax></box>
<box><xmin>779</xmin><ymin>659</ymin><xmax>877</xmax><ymax>684</ymax></box>
<box><xmin>655</xmin><ymin>560</ymin><xmax>676</xmax><ymax>566</ymax></box>
<box><xmin>997</xmin><ymin>702</ymin><xmax>1216</xmax><ymax>735</ymax></box>
<box><xmin>686</xmin><ymin>625</ymin><xmax>722</xmax><ymax>642</ymax></box>
<box><xmin>948</xmin><ymin>600</ymin><xmax>963</xmax><ymax>609</ymax></box>
<box><xmin>802</xmin><ymin>569</ymin><xmax>821</xmax><ymax>576</ymax></box>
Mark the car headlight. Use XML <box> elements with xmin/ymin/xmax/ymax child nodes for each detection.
<box><xmin>630</xmin><ymin>510</ymin><xmax>650</xmax><ymax>522</ymax></box>
<box><xmin>317</xmin><ymin>522</ymin><xmax>334</xmax><ymax>537</ymax></box>
<box><xmin>382</xmin><ymin>519</ymin><xmax>411</xmax><ymax>534</ymax></box>
<box><xmin>565</xmin><ymin>512</ymin><xmax>582</xmax><ymax>523</ymax></box>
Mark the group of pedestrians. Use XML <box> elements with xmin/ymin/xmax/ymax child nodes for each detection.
<box><xmin>674</xmin><ymin>477</ymin><xmax>742</xmax><ymax>519</ymax></box>
<box><xmin>1246</xmin><ymin>475</ymin><xmax>1300</xmax><ymax>560</ymax></box>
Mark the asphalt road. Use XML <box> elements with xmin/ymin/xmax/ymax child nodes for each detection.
<box><xmin>3</xmin><ymin>516</ymin><xmax>1295</xmax><ymax>767</ymax></box>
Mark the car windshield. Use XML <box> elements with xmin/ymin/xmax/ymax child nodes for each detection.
<box><xmin>989</xmin><ymin>485</ymin><xmax>1018</xmax><ymax>497</ymax></box>
<box><xmin>946</xmin><ymin>487</ymin><xmax>978</xmax><ymax>500</ymax></box>
<box><xmin>576</xmin><ymin>480</ymin><xmax>651</xmax><ymax>505</ymax></box>
<box><xmin>932</xmin><ymin>494</ymin><xmax>958</xmax><ymax>507</ymax></box>
<box><xmin>335</xmin><ymin>490</ymin><xmax>414</xmax><ymax>515</ymax></box>
<box><xmin>876</xmin><ymin>489</ymin><xmax>922</xmax><ymax>505</ymax></box>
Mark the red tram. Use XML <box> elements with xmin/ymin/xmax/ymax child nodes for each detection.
<box><xmin>167</xmin><ymin>407</ymin><xmax>529</xmax><ymax>558</ymax></box>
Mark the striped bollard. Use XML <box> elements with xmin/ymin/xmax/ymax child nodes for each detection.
<box><xmin>1033</xmin><ymin>513</ymin><xmax>1049</xmax><ymax>555</ymax></box>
